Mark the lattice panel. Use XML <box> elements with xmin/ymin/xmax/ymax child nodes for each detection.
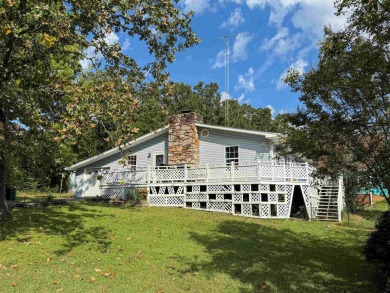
<box><xmin>301</xmin><ymin>185</ymin><xmax>310</xmax><ymax>210</ymax></box>
<box><xmin>149</xmin><ymin>186</ymin><xmax>157</xmax><ymax>194</ymax></box>
<box><xmin>168</xmin><ymin>186</ymin><xmax>175</xmax><ymax>194</ymax></box>
<box><xmin>251</xmin><ymin>194</ymin><xmax>261</xmax><ymax>202</ymax></box>
<box><xmin>269</xmin><ymin>194</ymin><xmax>278</xmax><ymax>202</ymax></box>
<box><xmin>149</xmin><ymin>196</ymin><xmax>166</xmax><ymax>206</ymax></box>
<box><xmin>286</xmin><ymin>165</ymin><xmax>307</xmax><ymax>180</ymax></box>
<box><xmin>261</xmin><ymin>204</ymin><xmax>270</xmax><ymax>217</ymax></box>
<box><xmin>209</xmin><ymin>167</ymin><xmax>231</xmax><ymax>180</ymax></box>
<box><xmin>278</xmin><ymin>204</ymin><xmax>289</xmax><ymax>217</ymax></box>
<box><xmin>260</xmin><ymin>165</ymin><xmax>272</xmax><ymax>178</ymax></box>
<box><xmin>241</xmin><ymin>185</ymin><xmax>251</xmax><ymax>192</ymax></box>
<box><xmin>287</xmin><ymin>185</ymin><xmax>294</xmax><ymax>206</ymax></box>
<box><xmin>198</xmin><ymin>194</ymin><xmax>208</xmax><ymax>201</ymax></box>
<box><xmin>242</xmin><ymin>204</ymin><xmax>251</xmax><ymax>216</ymax></box>
<box><xmin>192</xmin><ymin>186</ymin><xmax>200</xmax><ymax>192</ymax></box>
<box><xmin>149</xmin><ymin>196</ymin><xmax>184</xmax><ymax>206</ymax></box>
<box><xmin>208</xmin><ymin>202</ymin><xmax>232</xmax><ymax>212</ymax></box>
<box><xmin>167</xmin><ymin>196</ymin><xmax>184</xmax><ymax>206</ymax></box>
<box><xmin>158</xmin><ymin>186</ymin><xmax>166</xmax><ymax>194</ymax></box>
<box><xmin>187</xmin><ymin>169</ymin><xmax>206</xmax><ymax>180</ymax></box>
<box><xmin>216</xmin><ymin>194</ymin><xmax>224</xmax><ymax>201</ymax></box>
<box><xmin>234</xmin><ymin>194</ymin><xmax>242</xmax><ymax>202</ymax></box>
<box><xmin>260</xmin><ymin>185</ymin><xmax>269</xmax><ymax>191</ymax></box>
<box><xmin>208</xmin><ymin>185</ymin><xmax>232</xmax><ymax>192</ymax></box>
<box><xmin>235</xmin><ymin>166</ymin><xmax>257</xmax><ymax>179</ymax></box>
<box><xmin>277</xmin><ymin>185</ymin><xmax>285</xmax><ymax>192</ymax></box>
<box><xmin>185</xmin><ymin>194</ymin><xmax>199</xmax><ymax>201</ymax></box>
<box><xmin>100</xmin><ymin>188</ymin><xmax>120</xmax><ymax>198</ymax></box>
<box><xmin>177</xmin><ymin>186</ymin><xmax>184</xmax><ymax>194</ymax></box>
<box><xmin>192</xmin><ymin>202</ymin><xmax>200</xmax><ymax>209</ymax></box>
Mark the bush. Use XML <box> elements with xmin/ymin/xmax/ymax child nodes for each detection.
<box><xmin>364</xmin><ymin>210</ymin><xmax>390</xmax><ymax>292</ymax></box>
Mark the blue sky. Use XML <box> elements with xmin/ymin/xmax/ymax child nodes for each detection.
<box><xmin>82</xmin><ymin>0</ymin><xmax>349</xmax><ymax>117</ymax></box>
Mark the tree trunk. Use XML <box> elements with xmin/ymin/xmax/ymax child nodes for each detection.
<box><xmin>0</xmin><ymin>161</ymin><xmax>11</xmax><ymax>221</ymax></box>
<box><xmin>0</xmin><ymin>107</ymin><xmax>11</xmax><ymax>221</ymax></box>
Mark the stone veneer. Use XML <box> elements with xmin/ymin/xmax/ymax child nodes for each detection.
<box><xmin>168</xmin><ymin>112</ymin><xmax>203</xmax><ymax>167</ymax></box>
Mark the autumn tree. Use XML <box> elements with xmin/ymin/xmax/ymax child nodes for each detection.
<box><xmin>0</xmin><ymin>0</ymin><xmax>199</xmax><ymax>220</ymax></box>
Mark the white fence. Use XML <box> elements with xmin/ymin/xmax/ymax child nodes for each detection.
<box><xmin>101</xmin><ymin>161</ymin><xmax>313</xmax><ymax>185</ymax></box>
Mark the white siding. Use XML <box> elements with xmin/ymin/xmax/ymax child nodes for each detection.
<box><xmin>80</xmin><ymin>133</ymin><xmax>168</xmax><ymax>170</ymax></box>
<box><xmin>74</xmin><ymin>133</ymin><xmax>168</xmax><ymax>197</ymax></box>
<box><xmin>198</xmin><ymin>127</ymin><xmax>271</xmax><ymax>165</ymax></box>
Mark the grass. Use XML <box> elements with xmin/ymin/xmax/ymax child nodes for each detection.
<box><xmin>11</xmin><ymin>191</ymin><xmax>73</xmax><ymax>203</ymax></box>
<box><xmin>0</xmin><ymin>199</ymin><xmax>388</xmax><ymax>293</ymax></box>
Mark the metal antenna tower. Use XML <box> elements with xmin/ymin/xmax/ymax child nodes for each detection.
<box><xmin>219</xmin><ymin>33</ymin><xmax>240</xmax><ymax>126</ymax></box>
<box><xmin>219</xmin><ymin>35</ymin><xmax>230</xmax><ymax>126</ymax></box>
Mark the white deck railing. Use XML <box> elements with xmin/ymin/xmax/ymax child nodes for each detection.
<box><xmin>101</xmin><ymin>161</ymin><xmax>313</xmax><ymax>185</ymax></box>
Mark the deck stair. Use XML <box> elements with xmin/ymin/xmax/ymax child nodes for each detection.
<box><xmin>316</xmin><ymin>185</ymin><xmax>340</xmax><ymax>222</ymax></box>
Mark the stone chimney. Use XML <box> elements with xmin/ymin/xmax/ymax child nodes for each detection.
<box><xmin>168</xmin><ymin>112</ymin><xmax>203</xmax><ymax>167</ymax></box>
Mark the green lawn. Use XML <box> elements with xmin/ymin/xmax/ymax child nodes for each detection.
<box><xmin>0</xmin><ymin>200</ymin><xmax>387</xmax><ymax>293</ymax></box>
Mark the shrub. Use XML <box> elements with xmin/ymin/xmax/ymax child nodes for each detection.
<box><xmin>364</xmin><ymin>210</ymin><xmax>390</xmax><ymax>292</ymax></box>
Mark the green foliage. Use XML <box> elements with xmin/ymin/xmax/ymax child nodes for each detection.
<box><xmin>0</xmin><ymin>0</ymin><xmax>199</xmax><ymax>218</ymax></box>
<box><xmin>364</xmin><ymin>211</ymin><xmax>390</xmax><ymax>292</ymax></box>
<box><xmin>280</xmin><ymin>0</ymin><xmax>390</xmax><ymax>206</ymax></box>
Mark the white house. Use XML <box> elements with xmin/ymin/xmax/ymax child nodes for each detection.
<box><xmin>66</xmin><ymin>112</ymin><xmax>344</xmax><ymax>221</ymax></box>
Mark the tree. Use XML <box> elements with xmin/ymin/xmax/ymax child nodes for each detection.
<box><xmin>280</xmin><ymin>0</ymin><xmax>390</xmax><ymax>206</ymax></box>
<box><xmin>0</xmin><ymin>0</ymin><xmax>199</xmax><ymax>220</ymax></box>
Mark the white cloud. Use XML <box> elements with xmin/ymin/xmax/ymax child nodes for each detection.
<box><xmin>221</xmin><ymin>8</ymin><xmax>245</xmax><ymax>29</ymax></box>
<box><xmin>237</xmin><ymin>67</ymin><xmax>255</xmax><ymax>93</ymax></box>
<box><xmin>266</xmin><ymin>104</ymin><xmax>275</xmax><ymax>116</ymax></box>
<box><xmin>183</xmin><ymin>0</ymin><xmax>210</xmax><ymax>14</ymax></box>
<box><xmin>221</xmin><ymin>91</ymin><xmax>232</xmax><ymax>102</ymax></box>
<box><xmin>80</xmin><ymin>46</ymin><xmax>102</xmax><ymax>70</ymax></box>
<box><xmin>277</xmin><ymin>58</ymin><xmax>308</xmax><ymax>90</ymax></box>
<box><xmin>256</xmin><ymin>0</ymin><xmax>349</xmax><ymax>59</ymax></box>
<box><xmin>221</xmin><ymin>91</ymin><xmax>250</xmax><ymax>104</ymax></box>
<box><xmin>103</xmin><ymin>31</ymin><xmax>119</xmax><ymax>46</ymax></box>
<box><xmin>212</xmin><ymin>50</ymin><xmax>226</xmax><ymax>69</ymax></box>
<box><xmin>261</xmin><ymin>27</ymin><xmax>289</xmax><ymax>51</ymax></box>
<box><xmin>232</xmin><ymin>32</ymin><xmax>253</xmax><ymax>62</ymax></box>
<box><xmin>122</xmin><ymin>38</ymin><xmax>131</xmax><ymax>51</ymax></box>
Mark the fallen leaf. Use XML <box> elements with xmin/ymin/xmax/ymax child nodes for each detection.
<box><xmin>135</xmin><ymin>250</ymin><xmax>143</xmax><ymax>258</ymax></box>
<box><xmin>156</xmin><ymin>289</ymin><xmax>163</xmax><ymax>293</ymax></box>
<box><xmin>89</xmin><ymin>276</ymin><xmax>96</xmax><ymax>283</ymax></box>
<box><xmin>10</xmin><ymin>265</ymin><xmax>17</xmax><ymax>269</ymax></box>
<box><xmin>94</xmin><ymin>268</ymin><xmax>101</xmax><ymax>273</ymax></box>
<box><xmin>12</xmin><ymin>282</ymin><xmax>17</xmax><ymax>287</ymax></box>
<box><xmin>53</xmin><ymin>281</ymin><xmax>60</xmax><ymax>285</ymax></box>
<box><xmin>57</xmin><ymin>288</ymin><xmax>64</xmax><ymax>292</ymax></box>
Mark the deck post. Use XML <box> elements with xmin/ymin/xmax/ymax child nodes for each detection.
<box><xmin>283</xmin><ymin>162</ymin><xmax>286</xmax><ymax>181</ymax></box>
<box><xmin>305</xmin><ymin>162</ymin><xmax>309</xmax><ymax>180</ymax></box>
<box><xmin>206</xmin><ymin>163</ymin><xmax>209</xmax><ymax>182</ymax></box>
<box><xmin>184</xmin><ymin>164</ymin><xmax>187</xmax><ymax>183</ymax></box>
<box><xmin>231</xmin><ymin>162</ymin><xmax>235</xmax><ymax>180</ymax></box>
<box><xmin>257</xmin><ymin>160</ymin><xmax>261</xmax><ymax>180</ymax></box>
<box><xmin>146</xmin><ymin>166</ymin><xmax>150</xmax><ymax>183</ymax></box>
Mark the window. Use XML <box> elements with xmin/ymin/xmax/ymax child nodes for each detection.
<box><xmin>127</xmin><ymin>155</ymin><xmax>137</xmax><ymax>170</ymax></box>
<box><xmin>225</xmin><ymin>146</ymin><xmax>239</xmax><ymax>164</ymax></box>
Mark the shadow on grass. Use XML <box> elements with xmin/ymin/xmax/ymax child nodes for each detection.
<box><xmin>355</xmin><ymin>209</ymin><xmax>385</xmax><ymax>223</ymax></box>
<box><xmin>0</xmin><ymin>202</ymin><xmax>114</xmax><ymax>255</ymax></box>
<box><xmin>176</xmin><ymin>220</ymin><xmax>375</xmax><ymax>293</ymax></box>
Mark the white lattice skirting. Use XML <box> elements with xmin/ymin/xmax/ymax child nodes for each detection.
<box><xmin>147</xmin><ymin>183</ymin><xmax>301</xmax><ymax>219</ymax></box>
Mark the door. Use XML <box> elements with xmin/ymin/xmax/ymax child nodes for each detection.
<box><xmin>83</xmin><ymin>168</ymin><xmax>106</xmax><ymax>197</ymax></box>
